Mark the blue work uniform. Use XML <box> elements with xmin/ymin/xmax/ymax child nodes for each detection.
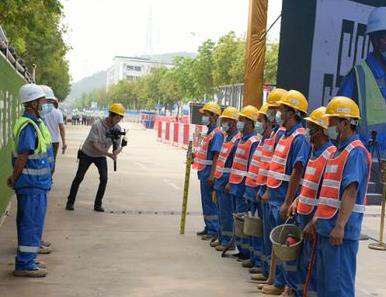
<box><xmin>230</xmin><ymin>131</ymin><xmax>259</xmax><ymax>257</ymax></box>
<box><xmin>268</xmin><ymin>122</ymin><xmax>310</xmax><ymax>290</ymax></box>
<box><xmin>13</xmin><ymin>112</ymin><xmax>52</xmax><ymax>271</ymax></box>
<box><xmin>316</xmin><ymin>134</ymin><xmax>369</xmax><ymax>297</ymax></box>
<box><xmin>337</xmin><ymin>52</ymin><xmax>386</xmax><ymax>157</ymax></box>
<box><xmin>295</xmin><ymin>141</ymin><xmax>334</xmax><ymax>297</ymax></box>
<box><xmin>198</xmin><ymin>124</ymin><xmax>224</xmax><ymax>236</ymax></box>
<box><xmin>214</xmin><ymin>130</ymin><xmax>239</xmax><ymax>246</ymax></box>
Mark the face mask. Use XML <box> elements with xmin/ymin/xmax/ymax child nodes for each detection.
<box><xmin>236</xmin><ymin>121</ymin><xmax>245</xmax><ymax>132</ymax></box>
<box><xmin>327</xmin><ymin>126</ymin><xmax>339</xmax><ymax>140</ymax></box>
<box><xmin>255</xmin><ymin>121</ymin><xmax>265</xmax><ymax>135</ymax></box>
<box><xmin>40</xmin><ymin>103</ymin><xmax>53</xmax><ymax>116</ymax></box>
<box><xmin>275</xmin><ymin>111</ymin><xmax>283</xmax><ymax>126</ymax></box>
<box><xmin>221</xmin><ymin>122</ymin><xmax>230</xmax><ymax>132</ymax></box>
<box><xmin>201</xmin><ymin>116</ymin><xmax>210</xmax><ymax>126</ymax></box>
<box><xmin>266</xmin><ymin>109</ymin><xmax>275</xmax><ymax>123</ymax></box>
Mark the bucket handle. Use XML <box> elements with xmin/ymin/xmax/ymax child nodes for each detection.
<box><xmin>278</xmin><ymin>216</ymin><xmax>296</xmax><ymax>244</ymax></box>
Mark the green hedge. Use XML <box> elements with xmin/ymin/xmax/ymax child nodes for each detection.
<box><xmin>0</xmin><ymin>53</ymin><xmax>25</xmax><ymax>217</ymax></box>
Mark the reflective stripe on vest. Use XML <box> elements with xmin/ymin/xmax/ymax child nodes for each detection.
<box><xmin>192</xmin><ymin>128</ymin><xmax>222</xmax><ymax>172</ymax></box>
<box><xmin>267</xmin><ymin>128</ymin><xmax>305</xmax><ymax>189</ymax></box>
<box><xmin>214</xmin><ymin>133</ymin><xmax>240</xmax><ymax>178</ymax></box>
<box><xmin>229</xmin><ymin>135</ymin><xmax>260</xmax><ymax>184</ymax></box>
<box><xmin>316</xmin><ymin>140</ymin><xmax>371</xmax><ymax>219</ymax></box>
<box><xmin>22</xmin><ymin>167</ymin><xmax>52</xmax><ymax>176</ymax></box>
<box><xmin>296</xmin><ymin>145</ymin><xmax>336</xmax><ymax>215</ymax></box>
<box><xmin>256</xmin><ymin>128</ymin><xmax>285</xmax><ymax>186</ymax></box>
<box><xmin>245</xmin><ymin>143</ymin><xmax>264</xmax><ymax>188</ymax></box>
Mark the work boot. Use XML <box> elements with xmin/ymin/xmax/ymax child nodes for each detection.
<box><xmin>279</xmin><ymin>286</ymin><xmax>295</xmax><ymax>297</ymax></box>
<box><xmin>210</xmin><ymin>240</ymin><xmax>220</xmax><ymax>247</ymax></box>
<box><xmin>65</xmin><ymin>203</ymin><xmax>74</xmax><ymax>211</ymax></box>
<box><xmin>262</xmin><ymin>284</ymin><xmax>284</xmax><ymax>295</ymax></box>
<box><xmin>35</xmin><ymin>260</ymin><xmax>47</xmax><ymax>269</ymax></box>
<box><xmin>249</xmin><ymin>267</ymin><xmax>262</xmax><ymax>274</ymax></box>
<box><xmin>232</xmin><ymin>253</ymin><xmax>249</xmax><ymax>261</ymax></box>
<box><xmin>241</xmin><ymin>259</ymin><xmax>254</xmax><ymax>268</ymax></box>
<box><xmin>201</xmin><ymin>234</ymin><xmax>215</xmax><ymax>241</ymax></box>
<box><xmin>13</xmin><ymin>267</ymin><xmax>48</xmax><ymax>278</ymax></box>
<box><xmin>215</xmin><ymin>244</ymin><xmax>226</xmax><ymax>251</ymax></box>
<box><xmin>251</xmin><ymin>273</ymin><xmax>267</xmax><ymax>281</ymax></box>
<box><xmin>41</xmin><ymin>240</ymin><xmax>51</xmax><ymax>247</ymax></box>
<box><xmin>196</xmin><ymin>229</ymin><xmax>208</xmax><ymax>236</ymax></box>
<box><xmin>94</xmin><ymin>206</ymin><xmax>105</xmax><ymax>212</ymax></box>
<box><xmin>39</xmin><ymin>245</ymin><xmax>52</xmax><ymax>254</ymax></box>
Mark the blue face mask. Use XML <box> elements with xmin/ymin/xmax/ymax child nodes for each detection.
<box><xmin>255</xmin><ymin>121</ymin><xmax>265</xmax><ymax>135</ymax></box>
<box><xmin>236</xmin><ymin>121</ymin><xmax>245</xmax><ymax>132</ymax></box>
<box><xmin>221</xmin><ymin>122</ymin><xmax>230</xmax><ymax>132</ymax></box>
<box><xmin>327</xmin><ymin>126</ymin><xmax>339</xmax><ymax>140</ymax></box>
<box><xmin>40</xmin><ymin>103</ymin><xmax>53</xmax><ymax>116</ymax></box>
<box><xmin>201</xmin><ymin>116</ymin><xmax>210</xmax><ymax>126</ymax></box>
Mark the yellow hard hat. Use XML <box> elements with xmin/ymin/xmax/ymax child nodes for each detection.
<box><xmin>109</xmin><ymin>103</ymin><xmax>125</xmax><ymax>116</ymax></box>
<box><xmin>258</xmin><ymin>103</ymin><xmax>270</xmax><ymax>116</ymax></box>
<box><xmin>220</xmin><ymin>106</ymin><xmax>239</xmax><ymax>121</ymax></box>
<box><xmin>325</xmin><ymin>96</ymin><xmax>360</xmax><ymax>119</ymax></box>
<box><xmin>267</xmin><ymin>88</ymin><xmax>287</xmax><ymax>107</ymax></box>
<box><xmin>238</xmin><ymin>105</ymin><xmax>259</xmax><ymax>122</ymax></box>
<box><xmin>305</xmin><ymin>106</ymin><xmax>329</xmax><ymax>129</ymax></box>
<box><xmin>278</xmin><ymin>89</ymin><xmax>308</xmax><ymax>114</ymax></box>
<box><xmin>199</xmin><ymin>102</ymin><xmax>221</xmax><ymax>116</ymax></box>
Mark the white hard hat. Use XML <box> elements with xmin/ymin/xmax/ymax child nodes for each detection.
<box><xmin>366</xmin><ymin>7</ymin><xmax>386</xmax><ymax>34</ymax></box>
<box><xmin>19</xmin><ymin>84</ymin><xmax>45</xmax><ymax>104</ymax></box>
<box><xmin>40</xmin><ymin>85</ymin><xmax>56</xmax><ymax>100</ymax></box>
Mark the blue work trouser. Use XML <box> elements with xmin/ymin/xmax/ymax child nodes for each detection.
<box><xmin>216</xmin><ymin>189</ymin><xmax>234</xmax><ymax>245</ymax></box>
<box><xmin>233</xmin><ymin>194</ymin><xmax>250</xmax><ymax>257</ymax></box>
<box><xmin>199</xmin><ymin>178</ymin><xmax>219</xmax><ymax>235</ymax></box>
<box><xmin>247</xmin><ymin>199</ymin><xmax>263</xmax><ymax>269</ymax></box>
<box><xmin>317</xmin><ymin>235</ymin><xmax>359</xmax><ymax>297</ymax></box>
<box><xmin>261</xmin><ymin>201</ymin><xmax>271</xmax><ymax>278</ymax></box>
<box><xmin>268</xmin><ymin>203</ymin><xmax>286</xmax><ymax>288</ymax></box>
<box><xmin>15</xmin><ymin>193</ymin><xmax>47</xmax><ymax>270</ymax></box>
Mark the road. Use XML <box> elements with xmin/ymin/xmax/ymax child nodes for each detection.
<box><xmin>0</xmin><ymin>122</ymin><xmax>385</xmax><ymax>297</ymax></box>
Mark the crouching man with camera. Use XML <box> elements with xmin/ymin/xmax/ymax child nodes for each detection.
<box><xmin>66</xmin><ymin>103</ymin><xmax>126</xmax><ymax>212</ymax></box>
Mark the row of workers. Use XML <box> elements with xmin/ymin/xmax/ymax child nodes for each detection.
<box><xmin>192</xmin><ymin>89</ymin><xmax>370</xmax><ymax>297</ymax></box>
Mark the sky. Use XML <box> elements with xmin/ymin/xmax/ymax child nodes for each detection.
<box><xmin>61</xmin><ymin>0</ymin><xmax>282</xmax><ymax>82</ymax></box>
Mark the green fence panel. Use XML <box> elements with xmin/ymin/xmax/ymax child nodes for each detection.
<box><xmin>0</xmin><ymin>53</ymin><xmax>25</xmax><ymax>217</ymax></box>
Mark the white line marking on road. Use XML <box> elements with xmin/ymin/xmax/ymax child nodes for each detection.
<box><xmin>163</xmin><ymin>179</ymin><xmax>180</xmax><ymax>190</ymax></box>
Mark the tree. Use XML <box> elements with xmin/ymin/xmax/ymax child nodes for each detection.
<box><xmin>264</xmin><ymin>43</ymin><xmax>279</xmax><ymax>85</ymax></box>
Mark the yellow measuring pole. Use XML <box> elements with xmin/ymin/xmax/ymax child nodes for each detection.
<box><xmin>180</xmin><ymin>141</ymin><xmax>193</xmax><ymax>235</ymax></box>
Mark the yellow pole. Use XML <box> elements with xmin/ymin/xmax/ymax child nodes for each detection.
<box><xmin>368</xmin><ymin>180</ymin><xmax>386</xmax><ymax>251</ymax></box>
<box><xmin>243</xmin><ymin>0</ymin><xmax>268</xmax><ymax>108</ymax></box>
<box><xmin>180</xmin><ymin>141</ymin><xmax>193</xmax><ymax>235</ymax></box>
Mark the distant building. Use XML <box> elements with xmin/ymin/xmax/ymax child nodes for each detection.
<box><xmin>106</xmin><ymin>56</ymin><xmax>173</xmax><ymax>90</ymax></box>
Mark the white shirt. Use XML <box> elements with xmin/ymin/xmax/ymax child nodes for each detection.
<box><xmin>44</xmin><ymin>108</ymin><xmax>64</xmax><ymax>143</ymax></box>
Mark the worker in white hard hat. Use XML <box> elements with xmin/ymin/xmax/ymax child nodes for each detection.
<box><xmin>338</xmin><ymin>6</ymin><xmax>386</xmax><ymax>157</ymax></box>
<box><xmin>40</xmin><ymin>85</ymin><xmax>67</xmax><ymax>171</ymax></box>
<box><xmin>7</xmin><ymin>84</ymin><xmax>53</xmax><ymax>277</ymax></box>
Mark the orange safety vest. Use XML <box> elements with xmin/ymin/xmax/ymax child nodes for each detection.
<box><xmin>192</xmin><ymin>127</ymin><xmax>222</xmax><ymax>172</ymax></box>
<box><xmin>296</xmin><ymin>145</ymin><xmax>336</xmax><ymax>215</ymax></box>
<box><xmin>255</xmin><ymin>128</ymin><xmax>285</xmax><ymax>186</ymax></box>
<box><xmin>315</xmin><ymin>139</ymin><xmax>371</xmax><ymax>219</ymax></box>
<box><xmin>245</xmin><ymin>143</ymin><xmax>264</xmax><ymax>188</ymax></box>
<box><xmin>229</xmin><ymin>135</ymin><xmax>260</xmax><ymax>185</ymax></box>
<box><xmin>267</xmin><ymin>127</ymin><xmax>305</xmax><ymax>189</ymax></box>
<box><xmin>214</xmin><ymin>133</ymin><xmax>241</xmax><ymax>179</ymax></box>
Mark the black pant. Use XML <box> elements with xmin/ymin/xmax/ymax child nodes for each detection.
<box><xmin>67</xmin><ymin>151</ymin><xmax>108</xmax><ymax>207</ymax></box>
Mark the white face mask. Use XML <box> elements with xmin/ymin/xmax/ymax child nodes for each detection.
<box><xmin>221</xmin><ymin>122</ymin><xmax>230</xmax><ymax>132</ymax></box>
<box><xmin>327</xmin><ymin>126</ymin><xmax>339</xmax><ymax>140</ymax></box>
<box><xmin>201</xmin><ymin>116</ymin><xmax>210</xmax><ymax>126</ymax></box>
<box><xmin>266</xmin><ymin>109</ymin><xmax>275</xmax><ymax>123</ymax></box>
<box><xmin>236</xmin><ymin>121</ymin><xmax>245</xmax><ymax>132</ymax></box>
<box><xmin>255</xmin><ymin>121</ymin><xmax>265</xmax><ymax>135</ymax></box>
<box><xmin>275</xmin><ymin>111</ymin><xmax>283</xmax><ymax>126</ymax></box>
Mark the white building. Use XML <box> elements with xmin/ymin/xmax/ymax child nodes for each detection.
<box><xmin>106</xmin><ymin>56</ymin><xmax>173</xmax><ymax>90</ymax></box>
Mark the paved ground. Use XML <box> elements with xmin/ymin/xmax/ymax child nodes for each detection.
<box><xmin>0</xmin><ymin>122</ymin><xmax>385</xmax><ymax>297</ymax></box>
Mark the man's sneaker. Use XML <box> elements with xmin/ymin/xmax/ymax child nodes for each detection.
<box><xmin>262</xmin><ymin>284</ymin><xmax>284</xmax><ymax>295</ymax></box>
<box><xmin>279</xmin><ymin>286</ymin><xmax>296</xmax><ymax>297</ymax></box>
<box><xmin>94</xmin><ymin>206</ymin><xmax>105</xmax><ymax>212</ymax></box>
<box><xmin>201</xmin><ymin>234</ymin><xmax>215</xmax><ymax>241</ymax></box>
<box><xmin>13</xmin><ymin>267</ymin><xmax>48</xmax><ymax>278</ymax></box>
<box><xmin>233</xmin><ymin>253</ymin><xmax>249</xmax><ymax>262</ymax></box>
<box><xmin>196</xmin><ymin>229</ymin><xmax>208</xmax><ymax>236</ymax></box>
<box><xmin>249</xmin><ymin>267</ymin><xmax>262</xmax><ymax>274</ymax></box>
<box><xmin>210</xmin><ymin>240</ymin><xmax>220</xmax><ymax>247</ymax></box>
<box><xmin>215</xmin><ymin>245</ymin><xmax>226</xmax><ymax>251</ymax></box>
<box><xmin>241</xmin><ymin>259</ymin><xmax>254</xmax><ymax>268</ymax></box>
<box><xmin>65</xmin><ymin>203</ymin><xmax>74</xmax><ymax>211</ymax></box>
<box><xmin>41</xmin><ymin>240</ymin><xmax>51</xmax><ymax>247</ymax></box>
<box><xmin>35</xmin><ymin>260</ymin><xmax>47</xmax><ymax>269</ymax></box>
<box><xmin>39</xmin><ymin>245</ymin><xmax>52</xmax><ymax>254</ymax></box>
<box><xmin>250</xmin><ymin>273</ymin><xmax>267</xmax><ymax>281</ymax></box>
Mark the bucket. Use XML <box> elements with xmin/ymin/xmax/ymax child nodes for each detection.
<box><xmin>270</xmin><ymin>224</ymin><xmax>303</xmax><ymax>261</ymax></box>
<box><xmin>243</xmin><ymin>215</ymin><xmax>263</xmax><ymax>237</ymax></box>
<box><xmin>233</xmin><ymin>213</ymin><xmax>245</xmax><ymax>238</ymax></box>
